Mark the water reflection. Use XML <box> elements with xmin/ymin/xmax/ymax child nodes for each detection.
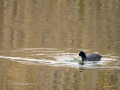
<box><xmin>0</xmin><ymin>48</ymin><xmax>119</xmax><ymax>90</ymax></box>
<box><xmin>0</xmin><ymin>0</ymin><xmax>120</xmax><ymax>90</ymax></box>
<box><xmin>3</xmin><ymin>62</ymin><xmax>120</xmax><ymax>90</ymax></box>
<box><xmin>0</xmin><ymin>0</ymin><xmax>120</xmax><ymax>50</ymax></box>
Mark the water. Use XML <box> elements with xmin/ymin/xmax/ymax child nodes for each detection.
<box><xmin>0</xmin><ymin>0</ymin><xmax>120</xmax><ymax>90</ymax></box>
<box><xmin>0</xmin><ymin>48</ymin><xmax>120</xmax><ymax>90</ymax></box>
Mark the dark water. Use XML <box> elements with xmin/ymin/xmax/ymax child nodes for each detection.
<box><xmin>0</xmin><ymin>0</ymin><xmax>120</xmax><ymax>90</ymax></box>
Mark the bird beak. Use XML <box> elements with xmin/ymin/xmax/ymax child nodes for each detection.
<box><xmin>76</xmin><ymin>55</ymin><xmax>79</xmax><ymax>58</ymax></box>
<box><xmin>77</xmin><ymin>55</ymin><xmax>82</xmax><ymax>60</ymax></box>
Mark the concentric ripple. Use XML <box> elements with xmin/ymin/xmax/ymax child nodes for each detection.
<box><xmin>0</xmin><ymin>48</ymin><xmax>119</xmax><ymax>69</ymax></box>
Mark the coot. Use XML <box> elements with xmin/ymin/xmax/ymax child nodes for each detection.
<box><xmin>79</xmin><ymin>51</ymin><xmax>102</xmax><ymax>61</ymax></box>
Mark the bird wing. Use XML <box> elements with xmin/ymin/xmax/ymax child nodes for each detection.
<box><xmin>86</xmin><ymin>54</ymin><xmax>102</xmax><ymax>61</ymax></box>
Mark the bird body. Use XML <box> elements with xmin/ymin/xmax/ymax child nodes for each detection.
<box><xmin>86</xmin><ymin>54</ymin><xmax>102</xmax><ymax>61</ymax></box>
<box><xmin>79</xmin><ymin>51</ymin><xmax>102</xmax><ymax>62</ymax></box>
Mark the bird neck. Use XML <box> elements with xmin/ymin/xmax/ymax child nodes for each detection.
<box><xmin>82</xmin><ymin>57</ymin><xmax>86</xmax><ymax>62</ymax></box>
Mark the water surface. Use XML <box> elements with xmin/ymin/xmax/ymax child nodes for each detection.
<box><xmin>0</xmin><ymin>0</ymin><xmax>120</xmax><ymax>90</ymax></box>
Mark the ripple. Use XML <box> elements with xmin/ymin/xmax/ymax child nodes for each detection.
<box><xmin>0</xmin><ymin>48</ymin><xmax>119</xmax><ymax>70</ymax></box>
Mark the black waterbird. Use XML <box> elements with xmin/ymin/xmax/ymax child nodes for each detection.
<box><xmin>79</xmin><ymin>51</ymin><xmax>102</xmax><ymax>62</ymax></box>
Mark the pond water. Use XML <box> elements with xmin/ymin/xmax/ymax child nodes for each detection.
<box><xmin>0</xmin><ymin>0</ymin><xmax>120</xmax><ymax>90</ymax></box>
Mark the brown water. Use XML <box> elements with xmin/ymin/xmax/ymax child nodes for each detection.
<box><xmin>0</xmin><ymin>0</ymin><xmax>120</xmax><ymax>90</ymax></box>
